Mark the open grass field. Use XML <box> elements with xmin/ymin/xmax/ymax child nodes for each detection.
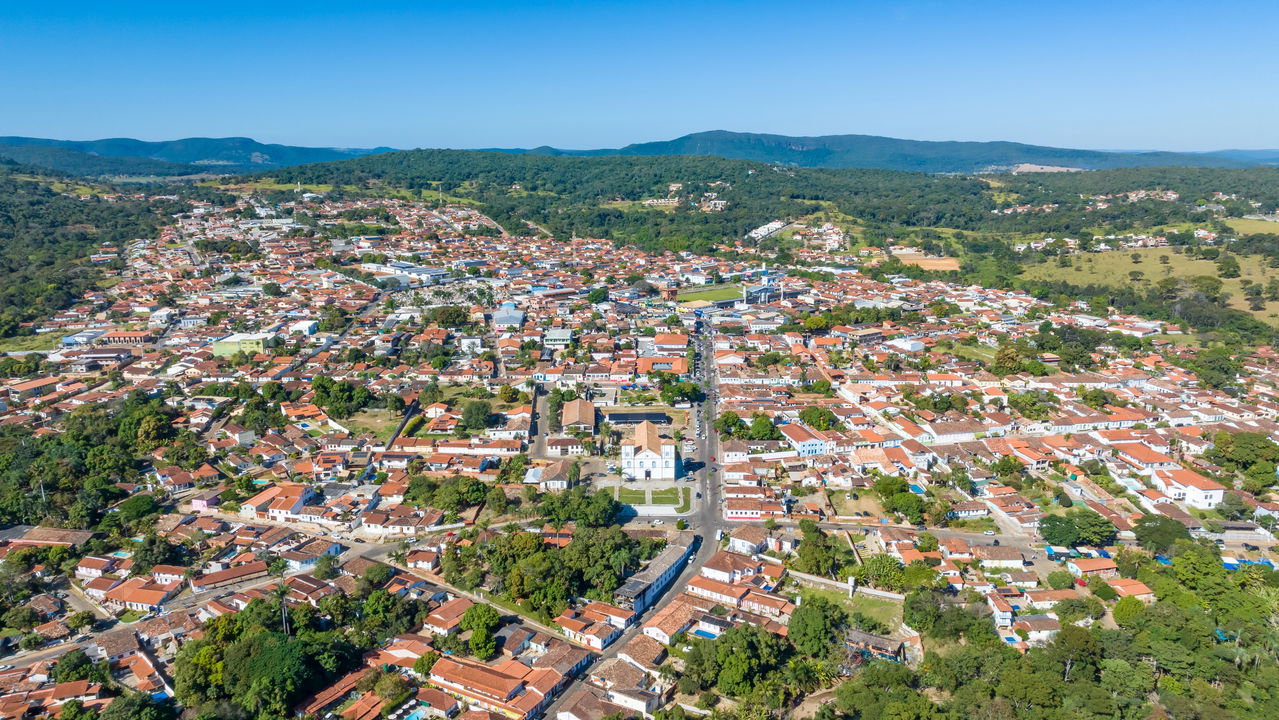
<box><xmin>0</xmin><ymin>333</ymin><xmax>60</xmax><ymax>353</ymax></box>
<box><xmin>946</xmin><ymin>343</ymin><xmax>998</xmax><ymax>364</ymax></box>
<box><xmin>1228</xmin><ymin>218</ymin><xmax>1279</xmax><ymax>235</ymax></box>
<box><xmin>677</xmin><ymin>284</ymin><xmax>743</xmax><ymax>302</ymax></box>
<box><xmin>1022</xmin><ymin>248</ymin><xmax>1279</xmax><ymax>326</ymax></box>
<box><xmin>801</xmin><ymin>587</ymin><xmax>902</xmax><ymax>629</ymax></box>
<box><xmin>344</xmin><ymin>408</ymin><xmax>403</xmax><ymax>442</ymax></box>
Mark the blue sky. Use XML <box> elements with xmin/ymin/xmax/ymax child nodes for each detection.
<box><xmin>3</xmin><ymin>0</ymin><xmax>1278</xmax><ymax>150</ymax></box>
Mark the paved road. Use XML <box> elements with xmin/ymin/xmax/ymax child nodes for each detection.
<box><xmin>538</xmin><ymin>320</ymin><xmax>725</xmax><ymax>717</ymax></box>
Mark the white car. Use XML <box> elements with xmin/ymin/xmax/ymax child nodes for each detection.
<box><xmin>652</xmin><ymin>519</ymin><xmax>664</xmax><ymax>525</ymax></box>
<box><xmin>983</xmin><ymin>530</ymin><xmax>996</xmax><ymax>536</ymax></box>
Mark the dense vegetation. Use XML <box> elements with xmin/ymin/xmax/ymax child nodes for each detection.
<box><xmin>173</xmin><ymin>588</ymin><xmax>413</xmax><ymax>718</ymax></box>
<box><xmin>0</xmin><ymin>161</ymin><xmax>161</xmax><ymax>336</ymax></box>
<box><xmin>259</xmin><ymin>149</ymin><xmax>1005</xmax><ymax>253</ymax></box>
<box><xmin>439</xmin><ymin>504</ymin><xmax>660</xmax><ymax>621</ymax></box>
<box><xmin>499</xmin><ymin>129</ymin><xmax>1255</xmax><ymax>173</ymax></box>
<box><xmin>820</xmin><ymin>538</ymin><xmax>1279</xmax><ymax>720</ymax></box>
<box><xmin>0</xmin><ymin>135</ymin><xmax>389</xmax><ymax>173</ymax></box>
<box><xmin>0</xmin><ymin>391</ymin><xmax>198</xmax><ymax>527</ymax></box>
<box><xmin>0</xmin><ymin>144</ymin><xmax>201</xmax><ymax>177</ymax></box>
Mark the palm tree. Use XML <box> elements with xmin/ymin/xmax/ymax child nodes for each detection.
<box><xmin>270</xmin><ymin>581</ymin><xmax>291</xmax><ymax>636</ymax></box>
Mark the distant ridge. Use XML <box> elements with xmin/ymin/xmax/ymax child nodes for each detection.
<box><xmin>5</xmin><ymin>131</ymin><xmax>1279</xmax><ymax>178</ymax></box>
<box><xmin>0</xmin><ymin>136</ymin><xmax>394</xmax><ymax>177</ymax></box>
<box><xmin>486</xmin><ymin>130</ymin><xmax>1265</xmax><ymax>173</ymax></box>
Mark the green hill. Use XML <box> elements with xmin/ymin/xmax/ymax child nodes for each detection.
<box><xmin>0</xmin><ymin>144</ymin><xmax>201</xmax><ymax>177</ymax></box>
<box><xmin>0</xmin><ymin>160</ymin><xmax>164</xmax><ymax>336</ymax></box>
<box><xmin>0</xmin><ymin>136</ymin><xmax>393</xmax><ymax>175</ymax></box>
<box><xmin>491</xmin><ymin>130</ymin><xmax>1252</xmax><ymax>173</ymax></box>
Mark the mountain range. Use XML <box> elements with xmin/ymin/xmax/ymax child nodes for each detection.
<box><xmin>0</xmin><ymin>136</ymin><xmax>392</xmax><ymax>177</ymax></box>
<box><xmin>488</xmin><ymin>130</ymin><xmax>1279</xmax><ymax>173</ymax></box>
<box><xmin>4</xmin><ymin>130</ymin><xmax>1279</xmax><ymax>178</ymax></box>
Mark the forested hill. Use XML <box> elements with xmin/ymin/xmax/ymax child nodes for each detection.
<box><xmin>0</xmin><ymin>144</ymin><xmax>201</xmax><ymax>178</ymax></box>
<box><xmin>487</xmin><ymin>130</ymin><xmax>1260</xmax><ymax>173</ymax></box>
<box><xmin>0</xmin><ymin>161</ymin><xmax>164</xmax><ymax>336</ymax></box>
<box><xmin>256</xmin><ymin>149</ymin><xmax>1279</xmax><ymax>253</ymax></box>
<box><xmin>256</xmin><ymin>149</ymin><xmax>993</xmax><ymax>251</ymax></box>
<box><xmin>0</xmin><ymin>136</ymin><xmax>393</xmax><ymax>177</ymax></box>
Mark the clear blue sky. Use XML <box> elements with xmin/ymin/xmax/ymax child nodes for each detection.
<box><xmin>4</xmin><ymin>0</ymin><xmax>1278</xmax><ymax>151</ymax></box>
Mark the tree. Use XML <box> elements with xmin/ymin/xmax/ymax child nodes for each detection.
<box><xmin>313</xmin><ymin>553</ymin><xmax>337</xmax><ymax>580</ymax></box>
<box><xmin>486</xmin><ymin>485</ymin><xmax>509</xmax><ymax>516</ymax></box>
<box><xmin>462</xmin><ymin>400</ymin><xmax>492</xmax><ymax>430</ymax></box>
<box><xmin>789</xmin><ymin>595</ymin><xmax>847</xmax><ymax>656</ymax></box>
<box><xmin>1133</xmin><ymin>514</ymin><xmax>1190</xmax><ymax>554</ymax></box>
<box><xmin>916</xmin><ymin>532</ymin><xmax>939</xmax><ymax>553</ymax></box>
<box><xmin>66</xmin><ymin>610</ymin><xmax>96</xmax><ymax>632</ymax></box>
<box><xmin>53</xmin><ymin>648</ymin><xmax>107</xmax><ymax>683</ymax></box>
<box><xmin>2</xmin><ymin>606</ymin><xmax>38</xmax><ymax>631</ymax></box>
<box><xmin>1038</xmin><ymin>508</ymin><xmax>1116</xmax><ymax>547</ymax></box>
<box><xmin>1046</xmin><ymin>570</ymin><xmax>1076</xmax><ymax>590</ymax></box>
<box><xmin>992</xmin><ymin>345</ymin><xmax>1022</xmax><ymax>376</ymax></box>
<box><xmin>1046</xmin><ymin>625</ymin><xmax>1100</xmax><ymax>682</ymax></box>
<box><xmin>747</xmin><ymin>413</ymin><xmax>781</xmax><ymax>441</ymax></box>
<box><xmin>469</xmin><ymin>628</ymin><xmax>497</xmax><ymax>660</ymax></box>
<box><xmin>414</xmin><ymin>651</ymin><xmax>440</xmax><ymax>676</ymax></box>
<box><xmin>713</xmin><ymin>411</ymin><xmax>746</xmax><ymax>438</ymax></box>
<box><xmin>798</xmin><ymin>405</ymin><xmax>839</xmax><ymax>431</ymax></box>
<box><xmin>1111</xmin><ymin>595</ymin><xmax>1144</xmax><ymax>627</ymax></box>
<box><xmin>1217</xmin><ymin>254</ymin><xmax>1241</xmax><ymax>278</ymax></box>
<box><xmin>461</xmin><ymin>603</ymin><xmax>501</xmax><ymax>635</ymax></box>
<box><xmin>362</xmin><ymin>563</ymin><xmax>393</xmax><ymax>588</ymax></box>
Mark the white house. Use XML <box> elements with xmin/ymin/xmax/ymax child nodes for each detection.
<box><xmin>1152</xmin><ymin>468</ymin><xmax>1225</xmax><ymax>510</ymax></box>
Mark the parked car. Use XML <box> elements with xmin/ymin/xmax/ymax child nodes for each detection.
<box><xmin>983</xmin><ymin>530</ymin><xmax>996</xmax><ymax>536</ymax></box>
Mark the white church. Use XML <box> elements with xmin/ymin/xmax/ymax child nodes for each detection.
<box><xmin>620</xmin><ymin>420</ymin><xmax>680</xmax><ymax>480</ymax></box>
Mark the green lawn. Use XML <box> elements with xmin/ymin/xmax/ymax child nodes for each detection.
<box><xmin>674</xmin><ymin>487</ymin><xmax>691</xmax><ymax>513</ymax></box>
<box><xmin>0</xmin><ymin>333</ymin><xmax>60</xmax><ymax>353</ymax></box>
<box><xmin>800</xmin><ymin>587</ymin><xmax>902</xmax><ymax>629</ymax></box>
<box><xmin>947</xmin><ymin>343</ymin><xmax>997</xmax><ymax>364</ymax></box>
<box><xmin>1023</xmin><ymin>247</ymin><xmax>1279</xmax><ymax>327</ymax></box>
<box><xmin>649</xmin><ymin>487</ymin><xmax>681</xmax><ymax>505</ymax></box>
<box><xmin>1227</xmin><ymin>218</ymin><xmax>1279</xmax><ymax>235</ymax></box>
<box><xmin>616</xmin><ymin>488</ymin><xmax>648</xmax><ymax>505</ymax></box>
<box><xmin>678</xmin><ymin>284</ymin><xmax>743</xmax><ymax>302</ymax></box>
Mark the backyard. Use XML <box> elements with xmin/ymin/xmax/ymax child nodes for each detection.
<box><xmin>344</xmin><ymin>408</ymin><xmax>404</xmax><ymax>442</ymax></box>
<box><xmin>827</xmin><ymin>490</ymin><xmax>884</xmax><ymax>518</ymax></box>
<box><xmin>800</xmin><ymin>586</ymin><xmax>903</xmax><ymax>630</ymax></box>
